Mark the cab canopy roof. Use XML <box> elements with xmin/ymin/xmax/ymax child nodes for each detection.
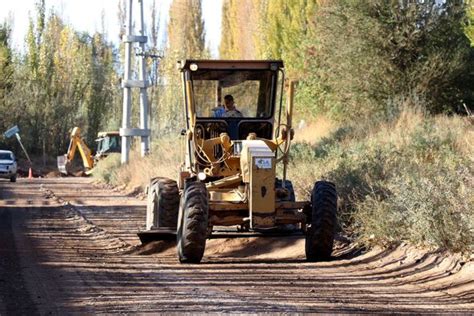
<box><xmin>178</xmin><ymin>60</ymin><xmax>284</xmax><ymax>71</ymax></box>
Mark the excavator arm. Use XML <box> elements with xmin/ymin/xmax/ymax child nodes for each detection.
<box><xmin>57</xmin><ymin>127</ymin><xmax>94</xmax><ymax>175</ymax></box>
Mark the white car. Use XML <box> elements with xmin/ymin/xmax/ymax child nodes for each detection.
<box><xmin>0</xmin><ymin>150</ymin><xmax>17</xmax><ymax>182</ymax></box>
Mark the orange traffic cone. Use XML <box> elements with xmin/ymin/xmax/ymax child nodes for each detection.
<box><xmin>28</xmin><ymin>168</ymin><xmax>33</xmax><ymax>179</ymax></box>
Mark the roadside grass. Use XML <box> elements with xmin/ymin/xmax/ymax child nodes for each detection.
<box><xmin>94</xmin><ymin>111</ymin><xmax>473</xmax><ymax>254</ymax></box>
<box><xmin>93</xmin><ymin>137</ymin><xmax>181</xmax><ymax>190</ymax></box>
<box><xmin>293</xmin><ymin>116</ymin><xmax>337</xmax><ymax>145</ymax></box>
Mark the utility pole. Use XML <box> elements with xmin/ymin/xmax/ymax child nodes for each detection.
<box><xmin>121</xmin><ymin>0</ymin><xmax>150</xmax><ymax>164</ymax></box>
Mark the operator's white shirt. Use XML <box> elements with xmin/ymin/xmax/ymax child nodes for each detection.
<box><xmin>223</xmin><ymin>109</ymin><xmax>243</xmax><ymax>118</ymax></box>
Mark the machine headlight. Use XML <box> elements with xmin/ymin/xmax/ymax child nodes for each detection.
<box><xmin>197</xmin><ymin>172</ymin><xmax>206</xmax><ymax>181</ymax></box>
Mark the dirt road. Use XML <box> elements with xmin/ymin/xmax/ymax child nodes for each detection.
<box><xmin>0</xmin><ymin>178</ymin><xmax>472</xmax><ymax>314</ymax></box>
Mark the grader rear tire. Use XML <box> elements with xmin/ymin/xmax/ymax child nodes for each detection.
<box><xmin>156</xmin><ymin>179</ymin><xmax>180</xmax><ymax>228</ymax></box>
<box><xmin>275</xmin><ymin>178</ymin><xmax>295</xmax><ymax>202</ymax></box>
<box><xmin>274</xmin><ymin>178</ymin><xmax>297</xmax><ymax>232</ymax></box>
<box><xmin>305</xmin><ymin>181</ymin><xmax>338</xmax><ymax>261</ymax></box>
<box><xmin>177</xmin><ymin>181</ymin><xmax>209</xmax><ymax>263</ymax></box>
<box><xmin>147</xmin><ymin>178</ymin><xmax>180</xmax><ymax>229</ymax></box>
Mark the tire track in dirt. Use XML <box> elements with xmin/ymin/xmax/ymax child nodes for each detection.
<box><xmin>0</xmin><ymin>178</ymin><xmax>472</xmax><ymax>314</ymax></box>
<box><xmin>0</xmin><ymin>208</ymin><xmax>38</xmax><ymax>315</ymax></box>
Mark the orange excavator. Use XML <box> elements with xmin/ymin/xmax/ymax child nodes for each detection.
<box><xmin>57</xmin><ymin>127</ymin><xmax>120</xmax><ymax>175</ymax></box>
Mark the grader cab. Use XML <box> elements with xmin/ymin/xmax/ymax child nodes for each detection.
<box><xmin>138</xmin><ymin>60</ymin><xmax>338</xmax><ymax>263</ymax></box>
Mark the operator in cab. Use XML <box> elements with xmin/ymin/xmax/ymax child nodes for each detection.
<box><xmin>212</xmin><ymin>95</ymin><xmax>243</xmax><ymax>118</ymax></box>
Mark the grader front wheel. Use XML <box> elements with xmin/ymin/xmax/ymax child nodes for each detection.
<box><xmin>177</xmin><ymin>181</ymin><xmax>209</xmax><ymax>263</ymax></box>
<box><xmin>305</xmin><ymin>181</ymin><xmax>338</xmax><ymax>261</ymax></box>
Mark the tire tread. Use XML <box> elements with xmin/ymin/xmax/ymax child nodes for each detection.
<box><xmin>305</xmin><ymin>181</ymin><xmax>338</xmax><ymax>261</ymax></box>
<box><xmin>177</xmin><ymin>182</ymin><xmax>209</xmax><ymax>263</ymax></box>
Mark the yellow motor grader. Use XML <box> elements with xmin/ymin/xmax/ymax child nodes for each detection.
<box><xmin>138</xmin><ymin>60</ymin><xmax>338</xmax><ymax>263</ymax></box>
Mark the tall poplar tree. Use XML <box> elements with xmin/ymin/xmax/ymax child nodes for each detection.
<box><xmin>0</xmin><ymin>20</ymin><xmax>14</xmax><ymax>150</ymax></box>
<box><xmin>219</xmin><ymin>0</ymin><xmax>263</xmax><ymax>59</ymax></box>
<box><xmin>262</xmin><ymin>0</ymin><xmax>319</xmax><ymax>77</ymax></box>
<box><xmin>157</xmin><ymin>0</ymin><xmax>207</xmax><ymax>134</ymax></box>
<box><xmin>167</xmin><ymin>0</ymin><xmax>205</xmax><ymax>58</ymax></box>
<box><xmin>0</xmin><ymin>21</ymin><xmax>13</xmax><ymax>92</ymax></box>
<box><xmin>466</xmin><ymin>3</ymin><xmax>474</xmax><ymax>46</ymax></box>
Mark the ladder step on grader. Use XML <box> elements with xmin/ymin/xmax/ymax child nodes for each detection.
<box><xmin>137</xmin><ymin>60</ymin><xmax>338</xmax><ymax>263</ymax></box>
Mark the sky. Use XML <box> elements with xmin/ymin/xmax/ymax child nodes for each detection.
<box><xmin>0</xmin><ymin>0</ymin><xmax>223</xmax><ymax>57</ymax></box>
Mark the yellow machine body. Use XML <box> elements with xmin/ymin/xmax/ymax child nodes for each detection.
<box><xmin>241</xmin><ymin>140</ymin><xmax>276</xmax><ymax>228</ymax></box>
<box><xmin>139</xmin><ymin>60</ymin><xmax>338</xmax><ymax>265</ymax></box>
<box><xmin>140</xmin><ymin>60</ymin><xmax>306</xmax><ymax>237</ymax></box>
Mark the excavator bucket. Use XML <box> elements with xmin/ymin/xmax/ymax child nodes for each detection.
<box><xmin>57</xmin><ymin>154</ymin><xmax>70</xmax><ymax>175</ymax></box>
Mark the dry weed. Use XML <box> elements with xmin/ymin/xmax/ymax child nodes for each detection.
<box><xmin>293</xmin><ymin>116</ymin><xmax>337</xmax><ymax>145</ymax></box>
<box><xmin>93</xmin><ymin>137</ymin><xmax>182</xmax><ymax>190</ymax></box>
<box><xmin>288</xmin><ymin>110</ymin><xmax>473</xmax><ymax>253</ymax></box>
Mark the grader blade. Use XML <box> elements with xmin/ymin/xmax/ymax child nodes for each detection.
<box><xmin>137</xmin><ymin>228</ymin><xmax>177</xmax><ymax>243</ymax></box>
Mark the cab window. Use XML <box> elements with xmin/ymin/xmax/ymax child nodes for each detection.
<box><xmin>192</xmin><ymin>70</ymin><xmax>275</xmax><ymax>119</ymax></box>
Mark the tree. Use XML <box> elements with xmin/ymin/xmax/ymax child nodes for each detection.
<box><xmin>466</xmin><ymin>2</ymin><xmax>474</xmax><ymax>46</ymax></box>
<box><xmin>303</xmin><ymin>0</ymin><xmax>474</xmax><ymax>119</ymax></box>
<box><xmin>0</xmin><ymin>20</ymin><xmax>14</xmax><ymax>150</ymax></box>
<box><xmin>156</xmin><ymin>0</ymin><xmax>207</xmax><ymax>134</ymax></box>
<box><xmin>261</xmin><ymin>0</ymin><xmax>319</xmax><ymax>77</ymax></box>
<box><xmin>0</xmin><ymin>20</ymin><xmax>13</xmax><ymax>92</ymax></box>
<box><xmin>167</xmin><ymin>0</ymin><xmax>205</xmax><ymax>58</ymax></box>
<box><xmin>219</xmin><ymin>0</ymin><xmax>263</xmax><ymax>59</ymax></box>
<box><xmin>1</xmin><ymin>2</ymin><xmax>120</xmax><ymax>155</ymax></box>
